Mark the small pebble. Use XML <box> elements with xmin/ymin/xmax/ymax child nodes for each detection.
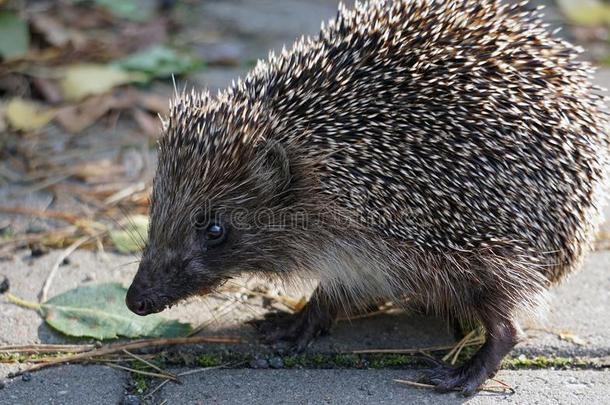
<box><xmin>121</xmin><ymin>394</ymin><xmax>141</xmax><ymax>405</ymax></box>
<box><xmin>268</xmin><ymin>357</ymin><xmax>284</xmax><ymax>369</ymax></box>
<box><xmin>21</xmin><ymin>373</ymin><xmax>32</xmax><ymax>382</ymax></box>
<box><xmin>29</xmin><ymin>244</ymin><xmax>48</xmax><ymax>258</ymax></box>
<box><xmin>0</xmin><ymin>276</ymin><xmax>9</xmax><ymax>294</ymax></box>
<box><xmin>249</xmin><ymin>358</ymin><xmax>269</xmax><ymax>369</ymax></box>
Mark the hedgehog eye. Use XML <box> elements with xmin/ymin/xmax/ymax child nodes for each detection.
<box><xmin>205</xmin><ymin>223</ymin><xmax>227</xmax><ymax>247</ymax></box>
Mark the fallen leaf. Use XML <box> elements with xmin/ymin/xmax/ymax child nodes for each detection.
<box><xmin>133</xmin><ymin>108</ymin><xmax>162</xmax><ymax>137</ymax></box>
<box><xmin>41</xmin><ymin>283</ymin><xmax>192</xmax><ymax>339</ymax></box>
<box><xmin>558</xmin><ymin>331</ymin><xmax>587</xmax><ymax>346</ymax></box>
<box><xmin>31</xmin><ymin>77</ymin><xmax>64</xmax><ymax>104</ymax></box>
<box><xmin>114</xmin><ymin>45</ymin><xmax>203</xmax><ymax>80</ymax></box>
<box><xmin>71</xmin><ymin>159</ymin><xmax>125</xmax><ymax>183</ymax></box>
<box><xmin>6</xmin><ymin>98</ymin><xmax>56</xmax><ymax>132</ymax></box>
<box><xmin>109</xmin><ymin>214</ymin><xmax>149</xmax><ymax>253</ymax></box>
<box><xmin>0</xmin><ymin>11</ymin><xmax>29</xmax><ymax>59</ymax></box>
<box><xmin>59</xmin><ymin>64</ymin><xmax>146</xmax><ymax>101</ymax></box>
<box><xmin>136</xmin><ymin>91</ymin><xmax>169</xmax><ymax>115</ymax></box>
<box><xmin>55</xmin><ymin>93</ymin><xmax>135</xmax><ymax>133</ymax></box>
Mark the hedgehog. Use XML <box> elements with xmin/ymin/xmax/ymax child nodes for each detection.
<box><xmin>125</xmin><ymin>0</ymin><xmax>609</xmax><ymax>395</ymax></box>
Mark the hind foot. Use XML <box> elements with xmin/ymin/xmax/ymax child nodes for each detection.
<box><xmin>419</xmin><ymin>359</ymin><xmax>493</xmax><ymax>396</ymax></box>
<box><xmin>419</xmin><ymin>316</ymin><xmax>519</xmax><ymax>396</ymax></box>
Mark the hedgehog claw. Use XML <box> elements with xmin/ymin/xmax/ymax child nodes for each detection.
<box><xmin>252</xmin><ymin>309</ymin><xmax>331</xmax><ymax>353</ymax></box>
<box><xmin>419</xmin><ymin>362</ymin><xmax>489</xmax><ymax>396</ymax></box>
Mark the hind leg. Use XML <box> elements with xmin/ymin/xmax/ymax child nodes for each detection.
<box><xmin>420</xmin><ymin>310</ymin><xmax>520</xmax><ymax>396</ymax></box>
<box><xmin>252</xmin><ymin>284</ymin><xmax>340</xmax><ymax>352</ymax></box>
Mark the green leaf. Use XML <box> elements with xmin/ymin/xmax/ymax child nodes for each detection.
<box><xmin>109</xmin><ymin>215</ymin><xmax>149</xmax><ymax>253</ymax></box>
<box><xmin>0</xmin><ymin>11</ymin><xmax>30</xmax><ymax>59</ymax></box>
<box><xmin>71</xmin><ymin>0</ymin><xmax>156</xmax><ymax>22</ymax></box>
<box><xmin>556</xmin><ymin>0</ymin><xmax>610</xmax><ymax>26</ymax></box>
<box><xmin>114</xmin><ymin>45</ymin><xmax>203</xmax><ymax>80</ymax></box>
<box><xmin>40</xmin><ymin>283</ymin><xmax>192</xmax><ymax>339</ymax></box>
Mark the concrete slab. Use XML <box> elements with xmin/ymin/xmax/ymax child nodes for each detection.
<box><xmin>156</xmin><ymin>369</ymin><xmax>610</xmax><ymax>405</ymax></box>
<box><xmin>518</xmin><ymin>251</ymin><xmax>610</xmax><ymax>357</ymax></box>
<box><xmin>1</xmin><ymin>249</ymin><xmax>608</xmax><ymax>360</ymax></box>
<box><xmin>0</xmin><ymin>365</ymin><xmax>126</xmax><ymax>405</ymax></box>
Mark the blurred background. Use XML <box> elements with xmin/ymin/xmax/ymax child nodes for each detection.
<box><xmin>0</xmin><ymin>0</ymin><xmax>610</xmax><ymax>257</ymax></box>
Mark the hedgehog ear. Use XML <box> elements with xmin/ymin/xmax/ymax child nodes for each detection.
<box><xmin>257</xmin><ymin>141</ymin><xmax>291</xmax><ymax>193</ymax></box>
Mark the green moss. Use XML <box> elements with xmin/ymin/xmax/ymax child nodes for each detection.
<box><xmin>197</xmin><ymin>353</ymin><xmax>223</xmax><ymax>367</ymax></box>
<box><xmin>310</xmin><ymin>354</ymin><xmax>328</xmax><ymax>365</ymax></box>
<box><xmin>132</xmin><ymin>373</ymin><xmax>149</xmax><ymax>395</ymax></box>
<box><xmin>282</xmin><ymin>355</ymin><xmax>300</xmax><ymax>368</ymax></box>
<box><xmin>503</xmin><ymin>355</ymin><xmax>592</xmax><ymax>369</ymax></box>
<box><xmin>369</xmin><ymin>354</ymin><xmax>414</xmax><ymax>368</ymax></box>
<box><xmin>332</xmin><ymin>354</ymin><xmax>359</xmax><ymax>368</ymax></box>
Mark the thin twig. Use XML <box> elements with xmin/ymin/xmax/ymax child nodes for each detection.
<box><xmin>394</xmin><ymin>379</ymin><xmax>435</xmax><ymax>389</ymax></box>
<box><xmin>0</xmin><ymin>206</ymin><xmax>83</xmax><ymax>224</ymax></box>
<box><xmin>122</xmin><ymin>349</ymin><xmax>177</xmax><ymax>380</ymax></box>
<box><xmin>394</xmin><ymin>379</ymin><xmax>515</xmax><ymax>394</ymax></box>
<box><xmin>442</xmin><ymin>330</ymin><xmax>485</xmax><ymax>365</ymax></box>
<box><xmin>337</xmin><ymin>308</ymin><xmax>400</xmax><ymax>322</ymax></box>
<box><xmin>145</xmin><ymin>363</ymin><xmax>237</xmax><ymax>399</ymax></box>
<box><xmin>10</xmin><ymin>335</ymin><xmax>241</xmax><ymax>376</ymax></box>
<box><xmin>0</xmin><ymin>344</ymin><xmax>95</xmax><ymax>354</ymax></box>
<box><xmin>104</xmin><ymin>362</ymin><xmax>179</xmax><ymax>381</ymax></box>
<box><xmin>39</xmin><ymin>235</ymin><xmax>91</xmax><ymax>302</ymax></box>
<box><xmin>352</xmin><ymin>339</ymin><xmax>484</xmax><ymax>354</ymax></box>
<box><xmin>104</xmin><ymin>182</ymin><xmax>146</xmax><ymax>205</ymax></box>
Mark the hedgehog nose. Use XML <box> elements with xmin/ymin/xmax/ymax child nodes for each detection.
<box><xmin>125</xmin><ymin>285</ymin><xmax>152</xmax><ymax>316</ymax></box>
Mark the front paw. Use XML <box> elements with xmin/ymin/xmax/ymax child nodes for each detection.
<box><xmin>251</xmin><ymin>309</ymin><xmax>333</xmax><ymax>352</ymax></box>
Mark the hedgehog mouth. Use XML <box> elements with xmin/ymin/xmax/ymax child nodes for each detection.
<box><xmin>195</xmin><ymin>277</ymin><xmax>228</xmax><ymax>296</ymax></box>
<box><xmin>153</xmin><ymin>277</ymin><xmax>228</xmax><ymax>313</ymax></box>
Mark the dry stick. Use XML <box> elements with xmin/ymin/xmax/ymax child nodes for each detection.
<box><xmin>0</xmin><ymin>344</ymin><xmax>95</xmax><ymax>354</ymax></box>
<box><xmin>104</xmin><ymin>362</ymin><xmax>179</xmax><ymax>382</ymax></box>
<box><xmin>394</xmin><ymin>379</ymin><xmax>515</xmax><ymax>394</ymax></box>
<box><xmin>0</xmin><ymin>226</ymin><xmax>77</xmax><ymax>248</ymax></box>
<box><xmin>352</xmin><ymin>340</ymin><xmax>484</xmax><ymax>355</ymax></box>
<box><xmin>122</xmin><ymin>349</ymin><xmax>178</xmax><ymax>380</ymax></box>
<box><xmin>39</xmin><ymin>235</ymin><xmax>92</xmax><ymax>302</ymax></box>
<box><xmin>441</xmin><ymin>329</ymin><xmax>484</xmax><ymax>364</ymax></box>
<box><xmin>394</xmin><ymin>380</ymin><xmax>435</xmax><ymax>389</ymax></box>
<box><xmin>0</xmin><ymin>205</ymin><xmax>82</xmax><ymax>224</ymax></box>
<box><xmin>337</xmin><ymin>307</ymin><xmax>400</xmax><ymax>322</ymax></box>
<box><xmin>104</xmin><ymin>182</ymin><xmax>146</xmax><ymax>205</ymax></box>
<box><xmin>10</xmin><ymin>336</ymin><xmax>241</xmax><ymax>376</ymax></box>
<box><xmin>145</xmin><ymin>363</ymin><xmax>235</xmax><ymax>399</ymax></box>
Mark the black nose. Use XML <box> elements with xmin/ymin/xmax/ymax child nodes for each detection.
<box><xmin>125</xmin><ymin>285</ymin><xmax>153</xmax><ymax>316</ymax></box>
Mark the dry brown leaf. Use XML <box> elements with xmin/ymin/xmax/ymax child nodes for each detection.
<box><xmin>55</xmin><ymin>93</ymin><xmax>134</xmax><ymax>133</ymax></box>
<box><xmin>133</xmin><ymin>108</ymin><xmax>161</xmax><ymax>137</ymax></box>
<box><xmin>136</xmin><ymin>91</ymin><xmax>168</xmax><ymax>115</ymax></box>
<box><xmin>31</xmin><ymin>77</ymin><xmax>63</xmax><ymax>104</ymax></box>
<box><xmin>5</xmin><ymin>98</ymin><xmax>56</xmax><ymax>132</ymax></box>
